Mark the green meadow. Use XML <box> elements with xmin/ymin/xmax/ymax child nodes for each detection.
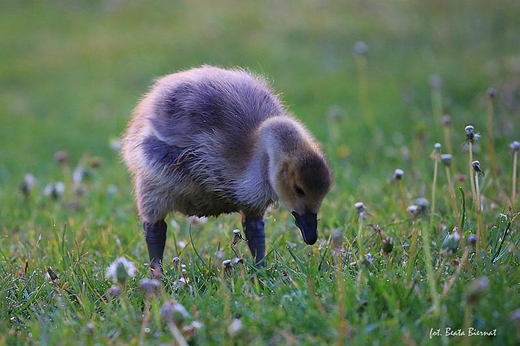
<box><xmin>1</xmin><ymin>0</ymin><xmax>519</xmax><ymax>345</ymax></box>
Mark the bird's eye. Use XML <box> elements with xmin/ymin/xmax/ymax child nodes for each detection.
<box><xmin>295</xmin><ymin>185</ymin><xmax>306</xmax><ymax>197</ymax></box>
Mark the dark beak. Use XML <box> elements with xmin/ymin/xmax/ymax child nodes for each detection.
<box><xmin>291</xmin><ymin>211</ymin><xmax>318</xmax><ymax>245</ymax></box>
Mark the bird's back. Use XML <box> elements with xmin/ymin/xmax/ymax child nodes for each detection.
<box><xmin>150</xmin><ymin>66</ymin><xmax>285</xmax><ymax>153</ymax></box>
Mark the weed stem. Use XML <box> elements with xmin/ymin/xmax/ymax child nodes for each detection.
<box><xmin>421</xmin><ymin>223</ymin><xmax>440</xmax><ymax>317</ymax></box>
<box><xmin>167</xmin><ymin>321</ymin><xmax>189</xmax><ymax>346</ymax></box>
<box><xmin>468</xmin><ymin>142</ymin><xmax>477</xmax><ymax>203</ymax></box>
<box><xmin>406</xmin><ymin>220</ymin><xmax>419</xmax><ymax>280</ymax></box>
<box><xmin>441</xmin><ymin>246</ymin><xmax>470</xmax><ymax>298</ymax></box>
<box><xmin>487</xmin><ymin>91</ymin><xmax>498</xmax><ymax>179</ymax></box>
<box><xmin>356</xmin><ymin>218</ymin><xmax>365</xmax><ymax>260</ymax></box>
<box><xmin>444</xmin><ymin>165</ymin><xmax>460</xmax><ymax>227</ymax></box>
<box><xmin>430</xmin><ymin>76</ymin><xmax>443</xmax><ymax>139</ymax></box>
<box><xmin>398</xmin><ymin>180</ymin><xmax>407</xmax><ymax>210</ymax></box>
<box><xmin>426</xmin><ymin>155</ymin><xmax>441</xmax><ymax>316</ymax></box>
<box><xmin>431</xmin><ymin>153</ymin><xmax>439</xmax><ymax>223</ymax></box>
<box><xmin>443</xmin><ymin>118</ymin><xmax>454</xmax><ymax>155</ymax></box>
<box><xmin>513</xmin><ymin>150</ymin><xmax>518</xmax><ymax>207</ymax></box>
<box><xmin>355</xmin><ymin>51</ymin><xmax>374</xmax><ymax>128</ymax></box>
<box><xmin>475</xmin><ymin>172</ymin><xmax>485</xmax><ymax>251</ymax></box>
<box><xmin>334</xmin><ymin>252</ymin><xmax>348</xmax><ymax>346</ymax></box>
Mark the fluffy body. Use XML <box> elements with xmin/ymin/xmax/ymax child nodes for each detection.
<box><xmin>121</xmin><ymin>65</ymin><xmax>331</xmax><ymax>268</ymax></box>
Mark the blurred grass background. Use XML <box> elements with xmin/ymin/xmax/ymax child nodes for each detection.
<box><xmin>0</xmin><ymin>0</ymin><xmax>519</xmax><ymax>344</ymax></box>
<box><xmin>2</xmin><ymin>0</ymin><xmax>518</xmax><ymax>183</ymax></box>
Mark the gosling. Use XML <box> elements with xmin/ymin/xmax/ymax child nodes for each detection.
<box><xmin>121</xmin><ymin>66</ymin><xmax>331</xmax><ymax>274</ymax></box>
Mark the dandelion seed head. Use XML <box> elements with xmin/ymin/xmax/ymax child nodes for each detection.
<box><xmin>466</xmin><ymin>276</ymin><xmax>489</xmax><ymax>305</ymax></box>
<box><xmin>54</xmin><ymin>151</ymin><xmax>69</xmax><ymax>164</ymax></box>
<box><xmin>173</xmin><ymin>277</ymin><xmax>190</xmax><ymax>289</ymax></box>
<box><xmin>139</xmin><ymin>278</ymin><xmax>160</xmax><ymax>296</ymax></box>
<box><xmin>509</xmin><ymin>308</ymin><xmax>520</xmax><ymax>322</ymax></box>
<box><xmin>222</xmin><ymin>259</ymin><xmax>233</xmax><ymax>268</ymax></box>
<box><xmin>232</xmin><ymin>229</ymin><xmax>243</xmax><ymax>246</ymax></box>
<box><xmin>510</xmin><ymin>141</ymin><xmax>520</xmax><ymax>152</ymax></box>
<box><xmin>434</xmin><ymin>143</ymin><xmax>441</xmax><ymax>152</ymax></box>
<box><xmin>394</xmin><ymin>169</ymin><xmax>404</xmax><ymax>180</ymax></box>
<box><xmin>465</xmin><ymin>125</ymin><xmax>480</xmax><ymax>143</ymax></box>
<box><xmin>468</xmin><ymin>234</ymin><xmax>478</xmax><ymax>246</ymax></box>
<box><xmin>44</xmin><ymin>182</ymin><xmax>65</xmax><ymax>199</ymax></box>
<box><xmin>24</xmin><ymin>173</ymin><xmax>36</xmax><ymax>188</ymax></box>
<box><xmin>107</xmin><ymin>284</ymin><xmax>122</xmax><ymax>298</ymax></box>
<box><xmin>232</xmin><ymin>257</ymin><xmax>244</xmax><ymax>265</ymax></box>
<box><xmin>472</xmin><ymin>160</ymin><xmax>484</xmax><ymax>176</ymax></box>
<box><xmin>20</xmin><ymin>173</ymin><xmax>36</xmax><ymax>196</ymax></box>
<box><xmin>191</xmin><ymin>320</ymin><xmax>204</xmax><ymax>329</ymax></box>
<box><xmin>354</xmin><ymin>202</ymin><xmax>364</xmax><ymax>210</ymax></box>
<box><xmin>429</xmin><ymin>74</ymin><xmax>442</xmax><ymax>90</ymax></box>
<box><xmin>441</xmin><ymin>231</ymin><xmax>460</xmax><ymax>255</ymax></box>
<box><xmin>182</xmin><ymin>320</ymin><xmax>204</xmax><ymax>338</ymax></box>
<box><xmin>106</xmin><ymin>257</ymin><xmax>136</xmax><ymax>284</ymax></box>
<box><xmin>172</xmin><ymin>257</ymin><xmax>180</xmax><ymax>267</ymax></box>
<box><xmin>55</xmin><ymin>182</ymin><xmax>65</xmax><ymax>195</ymax></box>
<box><xmin>486</xmin><ymin>87</ymin><xmax>497</xmax><ymax>99</ymax></box>
<box><xmin>109</xmin><ymin>138</ymin><xmax>122</xmax><ymax>152</ymax></box>
<box><xmin>382</xmin><ymin>237</ymin><xmax>393</xmax><ymax>254</ymax></box>
<box><xmin>161</xmin><ymin>300</ymin><xmax>190</xmax><ymax>324</ymax></box>
<box><xmin>442</xmin><ymin>114</ymin><xmax>451</xmax><ymax>126</ymax></box>
<box><xmin>227</xmin><ymin>318</ymin><xmax>244</xmax><ymax>336</ymax></box>
<box><xmin>416</xmin><ymin>198</ymin><xmax>429</xmax><ymax>213</ymax></box>
<box><xmin>107</xmin><ymin>184</ymin><xmax>118</xmax><ymax>195</ymax></box>
<box><xmin>215</xmin><ymin>250</ymin><xmax>225</xmax><ymax>260</ymax></box>
<box><xmin>353</xmin><ymin>41</ymin><xmax>368</xmax><ymax>56</ymax></box>
<box><xmin>441</xmin><ymin>154</ymin><xmax>452</xmax><ymax>167</ymax></box>
<box><xmin>73</xmin><ymin>165</ymin><xmax>85</xmax><ymax>184</ymax></box>
<box><xmin>363</xmin><ymin>253</ymin><xmax>373</xmax><ymax>267</ymax></box>
<box><xmin>331</xmin><ymin>228</ymin><xmax>343</xmax><ymax>250</ymax></box>
<box><xmin>327</xmin><ymin>106</ymin><xmax>343</xmax><ymax>123</ymax></box>
<box><xmin>354</xmin><ymin>202</ymin><xmax>367</xmax><ymax>220</ymax></box>
<box><xmin>188</xmin><ymin>215</ymin><xmax>207</xmax><ymax>225</ymax></box>
<box><xmin>407</xmin><ymin>205</ymin><xmax>419</xmax><ymax>217</ymax></box>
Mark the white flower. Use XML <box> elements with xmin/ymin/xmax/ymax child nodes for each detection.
<box><xmin>394</xmin><ymin>169</ymin><xmax>404</xmax><ymax>180</ymax></box>
<box><xmin>106</xmin><ymin>257</ymin><xmax>136</xmax><ymax>284</ymax></box>
<box><xmin>161</xmin><ymin>300</ymin><xmax>190</xmax><ymax>324</ymax></box>
<box><xmin>20</xmin><ymin>173</ymin><xmax>36</xmax><ymax>196</ymax></box>
<box><xmin>44</xmin><ymin>182</ymin><xmax>65</xmax><ymax>199</ymax></box>
<box><xmin>139</xmin><ymin>278</ymin><xmax>161</xmax><ymax>296</ymax></box>
<box><xmin>407</xmin><ymin>205</ymin><xmax>419</xmax><ymax>217</ymax></box>
<box><xmin>109</xmin><ymin>138</ymin><xmax>122</xmax><ymax>152</ymax></box>
<box><xmin>73</xmin><ymin>165</ymin><xmax>85</xmax><ymax>184</ymax></box>
<box><xmin>227</xmin><ymin>318</ymin><xmax>244</xmax><ymax>336</ymax></box>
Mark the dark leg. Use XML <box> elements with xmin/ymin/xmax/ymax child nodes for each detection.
<box><xmin>242</xmin><ymin>215</ymin><xmax>266</xmax><ymax>266</ymax></box>
<box><xmin>144</xmin><ymin>219</ymin><xmax>167</xmax><ymax>277</ymax></box>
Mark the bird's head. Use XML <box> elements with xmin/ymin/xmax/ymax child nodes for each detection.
<box><xmin>274</xmin><ymin>152</ymin><xmax>331</xmax><ymax>244</ymax></box>
<box><xmin>260</xmin><ymin>116</ymin><xmax>332</xmax><ymax>245</ymax></box>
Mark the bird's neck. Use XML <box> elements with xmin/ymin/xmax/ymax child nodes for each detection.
<box><xmin>235</xmin><ymin>116</ymin><xmax>301</xmax><ymax>212</ymax></box>
<box><xmin>257</xmin><ymin>116</ymin><xmax>308</xmax><ymax>160</ymax></box>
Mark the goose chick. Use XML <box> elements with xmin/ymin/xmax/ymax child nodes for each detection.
<box><xmin>121</xmin><ymin>66</ymin><xmax>331</xmax><ymax>274</ymax></box>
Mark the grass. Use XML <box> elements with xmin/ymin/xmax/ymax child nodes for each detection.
<box><xmin>1</xmin><ymin>0</ymin><xmax>519</xmax><ymax>345</ymax></box>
